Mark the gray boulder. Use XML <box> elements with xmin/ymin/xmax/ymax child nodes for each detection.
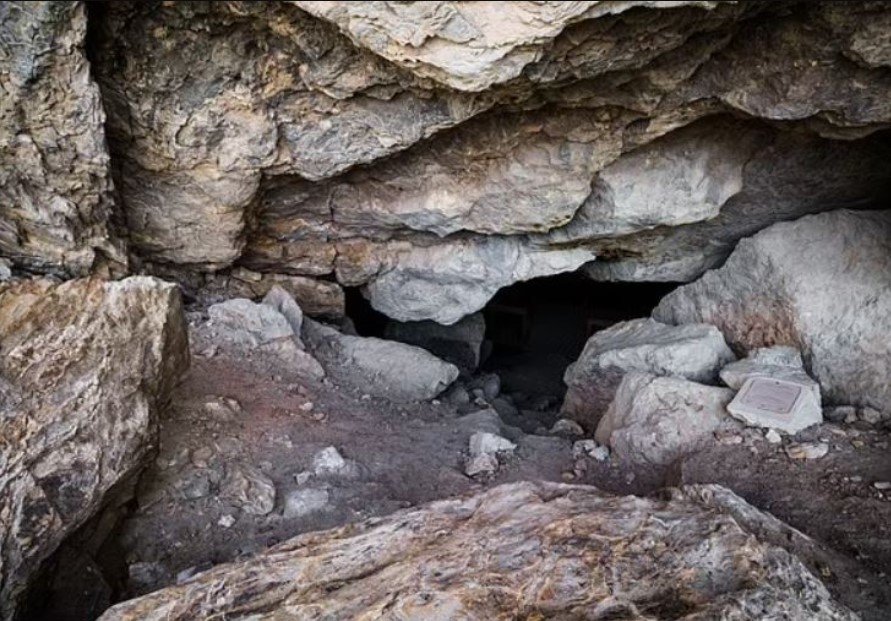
<box><xmin>0</xmin><ymin>276</ymin><xmax>188</xmax><ymax>618</ymax></box>
<box><xmin>384</xmin><ymin>312</ymin><xmax>486</xmax><ymax>375</ymax></box>
<box><xmin>97</xmin><ymin>481</ymin><xmax>856</xmax><ymax>621</ymax></box>
<box><xmin>595</xmin><ymin>373</ymin><xmax>735</xmax><ymax>466</ymax></box>
<box><xmin>562</xmin><ymin>318</ymin><xmax>735</xmax><ymax>431</ymax></box>
<box><xmin>655</xmin><ymin>209</ymin><xmax>891</xmax><ymax>414</ymax></box>
<box><xmin>262</xmin><ymin>285</ymin><xmax>305</xmax><ymax>346</ymax></box>
<box><xmin>208</xmin><ymin>298</ymin><xmax>324</xmax><ymax>379</ymax></box>
<box><xmin>303</xmin><ymin>319</ymin><xmax>459</xmax><ymax>402</ymax></box>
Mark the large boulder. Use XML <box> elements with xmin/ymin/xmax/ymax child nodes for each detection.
<box><xmin>0</xmin><ymin>276</ymin><xmax>189</xmax><ymax>619</ymax></box>
<box><xmin>98</xmin><ymin>481</ymin><xmax>855</xmax><ymax>620</ymax></box>
<box><xmin>303</xmin><ymin>319</ymin><xmax>459</xmax><ymax>402</ymax></box>
<box><xmin>654</xmin><ymin>210</ymin><xmax>891</xmax><ymax>413</ymax></box>
<box><xmin>562</xmin><ymin>318</ymin><xmax>735</xmax><ymax>431</ymax></box>
<box><xmin>595</xmin><ymin>372</ymin><xmax>735</xmax><ymax>466</ymax></box>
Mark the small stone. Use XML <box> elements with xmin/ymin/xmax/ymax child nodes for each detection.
<box><xmin>572</xmin><ymin>440</ymin><xmax>609</xmax><ymax>462</ymax></box>
<box><xmin>550</xmin><ymin>418</ymin><xmax>584</xmax><ymax>437</ymax></box>
<box><xmin>217</xmin><ymin>514</ymin><xmax>236</xmax><ymax>528</ymax></box>
<box><xmin>465</xmin><ymin>453</ymin><xmax>499</xmax><ymax>477</ymax></box>
<box><xmin>491</xmin><ymin>397</ymin><xmax>519</xmax><ymax>418</ymax></box>
<box><xmin>859</xmin><ymin>407</ymin><xmax>883</xmax><ymax>425</ymax></box>
<box><xmin>311</xmin><ymin>446</ymin><xmax>358</xmax><ymax>478</ymax></box>
<box><xmin>765</xmin><ymin>429</ymin><xmax>782</xmax><ymax>444</ymax></box>
<box><xmin>175</xmin><ymin>567</ymin><xmax>199</xmax><ymax>584</ymax></box>
<box><xmin>283</xmin><ymin>487</ymin><xmax>330</xmax><ymax>518</ymax></box>
<box><xmin>300</xmin><ymin>401</ymin><xmax>314</xmax><ymax>412</ymax></box>
<box><xmin>431</xmin><ymin>399</ymin><xmax>441</xmax><ymax>405</ymax></box>
<box><xmin>190</xmin><ymin>447</ymin><xmax>214</xmax><ymax>468</ymax></box>
<box><xmin>873</xmin><ymin>481</ymin><xmax>891</xmax><ymax>491</ymax></box>
<box><xmin>785</xmin><ymin>442</ymin><xmax>829</xmax><ymax>460</ymax></box>
<box><xmin>178</xmin><ymin>473</ymin><xmax>211</xmax><ymax>500</ymax></box>
<box><xmin>311</xmin><ymin>411</ymin><xmax>328</xmax><ymax>422</ymax></box>
<box><xmin>561</xmin><ymin>471</ymin><xmax>576</xmax><ymax>481</ymax></box>
<box><xmin>446</xmin><ymin>385</ymin><xmax>471</xmax><ymax>406</ymax></box>
<box><xmin>845</xmin><ymin>411</ymin><xmax>858</xmax><ymax>425</ymax></box>
<box><xmin>469</xmin><ymin>432</ymin><xmax>517</xmax><ymax>458</ymax></box>
<box><xmin>360</xmin><ymin>393</ymin><xmax>371</xmax><ymax>401</ymax></box>
<box><xmin>198</xmin><ymin>345</ymin><xmax>218</xmax><ymax>358</ymax></box>
<box><xmin>481</xmin><ymin>375</ymin><xmax>501</xmax><ymax>401</ymax></box>
<box><xmin>204</xmin><ymin>396</ymin><xmax>243</xmax><ymax>420</ymax></box>
<box><xmin>294</xmin><ymin>471</ymin><xmax>312</xmax><ymax>486</ymax></box>
<box><xmin>221</xmin><ymin>464</ymin><xmax>276</xmax><ymax>516</ymax></box>
<box><xmin>824</xmin><ymin>405</ymin><xmax>855</xmax><ymax>423</ymax></box>
<box><xmin>716</xmin><ymin>432</ymin><xmax>743</xmax><ymax>445</ymax></box>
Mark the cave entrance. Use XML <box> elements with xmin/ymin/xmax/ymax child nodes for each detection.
<box><xmin>480</xmin><ymin>273</ymin><xmax>679</xmax><ymax>401</ymax></box>
<box><xmin>346</xmin><ymin>274</ymin><xmax>679</xmax><ymax>404</ymax></box>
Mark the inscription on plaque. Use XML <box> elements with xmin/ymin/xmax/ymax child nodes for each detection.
<box><xmin>737</xmin><ymin>379</ymin><xmax>802</xmax><ymax>415</ymax></box>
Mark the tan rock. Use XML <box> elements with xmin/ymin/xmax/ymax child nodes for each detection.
<box><xmin>98</xmin><ymin>481</ymin><xmax>855</xmax><ymax>620</ymax></box>
<box><xmin>0</xmin><ymin>276</ymin><xmax>189</xmax><ymax>618</ymax></box>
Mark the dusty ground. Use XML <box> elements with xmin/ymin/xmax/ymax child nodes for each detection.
<box><xmin>85</xmin><ymin>310</ymin><xmax>891</xmax><ymax>619</ymax></box>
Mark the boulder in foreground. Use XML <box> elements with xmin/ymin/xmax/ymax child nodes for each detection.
<box><xmin>98</xmin><ymin>481</ymin><xmax>854</xmax><ymax>620</ymax></box>
<box><xmin>0</xmin><ymin>276</ymin><xmax>189</xmax><ymax>619</ymax></box>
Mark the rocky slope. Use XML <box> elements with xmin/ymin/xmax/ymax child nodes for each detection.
<box><xmin>3</xmin><ymin>1</ymin><xmax>891</xmax><ymax>323</ymax></box>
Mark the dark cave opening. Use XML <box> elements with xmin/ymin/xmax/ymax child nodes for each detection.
<box><xmin>345</xmin><ymin>274</ymin><xmax>680</xmax><ymax>400</ymax></box>
<box><xmin>479</xmin><ymin>273</ymin><xmax>680</xmax><ymax>399</ymax></box>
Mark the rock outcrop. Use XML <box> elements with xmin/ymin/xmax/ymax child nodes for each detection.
<box><xmin>655</xmin><ymin>209</ymin><xmax>891</xmax><ymax>413</ymax></box>
<box><xmin>0</xmin><ymin>1</ymin><xmax>874</xmax><ymax>325</ymax></box>
<box><xmin>0</xmin><ymin>2</ymin><xmax>125</xmax><ymax>277</ymax></box>
<box><xmin>0</xmin><ymin>276</ymin><xmax>188</xmax><ymax>619</ymax></box>
<box><xmin>562</xmin><ymin>318</ymin><xmax>734</xmax><ymax>431</ymax></box>
<box><xmin>594</xmin><ymin>372</ymin><xmax>735</xmax><ymax>466</ymax></box>
<box><xmin>98</xmin><ymin>481</ymin><xmax>855</xmax><ymax>620</ymax></box>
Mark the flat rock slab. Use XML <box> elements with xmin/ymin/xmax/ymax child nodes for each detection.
<box><xmin>0</xmin><ymin>276</ymin><xmax>189</xmax><ymax>618</ymax></box>
<box><xmin>728</xmin><ymin>376</ymin><xmax>822</xmax><ymax>434</ymax></box>
<box><xmin>98</xmin><ymin>481</ymin><xmax>855</xmax><ymax>620</ymax></box>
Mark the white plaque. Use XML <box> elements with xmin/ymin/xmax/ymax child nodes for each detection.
<box><xmin>727</xmin><ymin>376</ymin><xmax>814</xmax><ymax>431</ymax></box>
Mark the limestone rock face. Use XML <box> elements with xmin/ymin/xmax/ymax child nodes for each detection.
<box><xmin>0</xmin><ymin>2</ymin><xmax>125</xmax><ymax>277</ymax></box>
<box><xmin>595</xmin><ymin>372</ymin><xmax>735</xmax><ymax>466</ymax></box>
<box><xmin>0</xmin><ymin>276</ymin><xmax>189</xmax><ymax>619</ymax></box>
<box><xmin>98</xmin><ymin>481</ymin><xmax>855</xmax><ymax>620</ymax></box>
<box><xmin>654</xmin><ymin>210</ymin><xmax>891</xmax><ymax>413</ymax></box>
<box><xmin>562</xmin><ymin>318</ymin><xmax>734</xmax><ymax>431</ymax></box>
<box><xmin>69</xmin><ymin>0</ymin><xmax>891</xmax><ymax>326</ymax></box>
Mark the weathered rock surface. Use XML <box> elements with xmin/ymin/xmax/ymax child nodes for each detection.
<box><xmin>562</xmin><ymin>318</ymin><xmax>734</xmax><ymax>431</ymax></box>
<box><xmin>208</xmin><ymin>297</ymin><xmax>325</xmax><ymax>379</ymax></box>
<box><xmin>655</xmin><ymin>209</ymin><xmax>891</xmax><ymax>413</ymax></box>
<box><xmin>303</xmin><ymin>319</ymin><xmax>459</xmax><ymax>402</ymax></box>
<box><xmin>261</xmin><ymin>285</ymin><xmax>305</xmax><ymax>345</ymax></box>
<box><xmin>595</xmin><ymin>372</ymin><xmax>735</xmax><ymax>466</ymax></box>
<box><xmin>98</xmin><ymin>481</ymin><xmax>856</xmax><ymax>620</ymax></box>
<box><xmin>0</xmin><ymin>2</ymin><xmax>125</xmax><ymax>276</ymax></box>
<box><xmin>384</xmin><ymin>311</ymin><xmax>485</xmax><ymax>374</ymax></box>
<box><xmin>19</xmin><ymin>0</ymin><xmax>877</xmax><ymax>327</ymax></box>
<box><xmin>0</xmin><ymin>276</ymin><xmax>188</xmax><ymax>618</ymax></box>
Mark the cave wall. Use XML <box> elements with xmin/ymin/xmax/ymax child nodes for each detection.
<box><xmin>2</xmin><ymin>1</ymin><xmax>891</xmax><ymax>323</ymax></box>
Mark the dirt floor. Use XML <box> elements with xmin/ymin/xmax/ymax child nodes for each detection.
<box><xmin>56</xmin><ymin>310</ymin><xmax>891</xmax><ymax>620</ymax></box>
